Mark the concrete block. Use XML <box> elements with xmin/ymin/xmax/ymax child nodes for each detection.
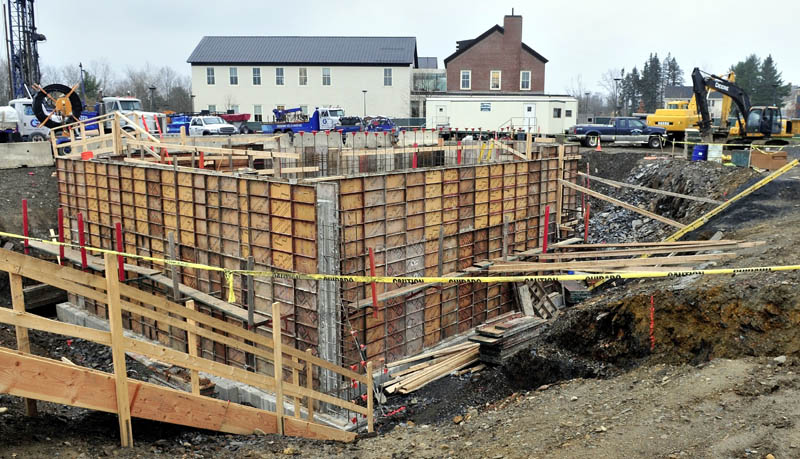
<box><xmin>0</xmin><ymin>141</ymin><xmax>54</xmax><ymax>169</ymax></box>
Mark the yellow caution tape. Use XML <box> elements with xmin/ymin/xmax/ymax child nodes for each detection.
<box><xmin>1</xmin><ymin>230</ymin><xmax>799</xmax><ymax>289</ymax></box>
<box><xmin>672</xmin><ymin>139</ymin><xmax>794</xmax><ymax>149</ymax></box>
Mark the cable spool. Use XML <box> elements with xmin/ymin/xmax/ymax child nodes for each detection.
<box><xmin>32</xmin><ymin>83</ymin><xmax>83</xmax><ymax>129</ymax></box>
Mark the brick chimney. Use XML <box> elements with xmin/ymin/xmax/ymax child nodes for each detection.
<box><xmin>503</xmin><ymin>15</ymin><xmax>522</xmax><ymax>48</ymax></box>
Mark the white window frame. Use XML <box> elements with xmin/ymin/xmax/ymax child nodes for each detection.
<box><xmin>460</xmin><ymin>70</ymin><xmax>471</xmax><ymax>90</ymax></box>
<box><xmin>229</xmin><ymin>67</ymin><xmax>238</xmax><ymax>85</ymax></box>
<box><xmin>322</xmin><ymin>68</ymin><xmax>331</xmax><ymax>86</ymax></box>
<box><xmin>275</xmin><ymin>67</ymin><xmax>285</xmax><ymax>86</ymax></box>
<box><xmin>490</xmin><ymin>70</ymin><xmax>501</xmax><ymax>90</ymax></box>
<box><xmin>252</xmin><ymin>68</ymin><xmax>261</xmax><ymax>86</ymax></box>
<box><xmin>253</xmin><ymin>104</ymin><xmax>263</xmax><ymax>122</ymax></box>
<box><xmin>383</xmin><ymin>68</ymin><xmax>392</xmax><ymax>86</ymax></box>
<box><xmin>231</xmin><ymin>104</ymin><xmax>239</xmax><ymax>114</ymax></box>
<box><xmin>298</xmin><ymin>67</ymin><xmax>308</xmax><ymax>86</ymax></box>
<box><xmin>208</xmin><ymin>104</ymin><xmax>216</xmax><ymax>112</ymax></box>
<box><xmin>206</xmin><ymin>67</ymin><xmax>215</xmax><ymax>85</ymax></box>
<box><xmin>520</xmin><ymin>71</ymin><xmax>531</xmax><ymax>90</ymax></box>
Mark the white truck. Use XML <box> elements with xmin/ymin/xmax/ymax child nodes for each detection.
<box><xmin>99</xmin><ymin>96</ymin><xmax>166</xmax><ymax>134</ymax></box>
<box><xmin>425</xmin><ymin>94</ymin><xmax>579</xmax><ymax>138</ymax></box>
<box><xmin>3</xmin><ymin>98</ymin><xmax>50</xmax><ymax>141</ymax></box>
<box><xmin>188</xmin><ymin>115</ymin><xmax>237</xmax><ymax>136</ymax></box>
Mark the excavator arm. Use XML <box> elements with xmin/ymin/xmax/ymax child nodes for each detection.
<box><xmin>691</xmin><ymin>67</ymin><xmax>750</xmax><ymax>140</ymax></box>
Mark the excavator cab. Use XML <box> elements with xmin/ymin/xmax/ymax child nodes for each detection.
<box><xmin>745</xmin><ymin>106</ymin><xmax>782</xmax><ymax>136</ymax></box>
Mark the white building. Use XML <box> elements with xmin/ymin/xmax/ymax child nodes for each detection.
<box><xmin>187</xmin><ymin>36</ymin><xmax>418</xmax><ymax>120</ymax></box>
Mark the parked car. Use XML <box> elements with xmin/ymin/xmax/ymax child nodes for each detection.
<box><xmin>567</xmin><ymin>117</ymin><xmax>666</xmax><ymax>148</ymax></box>
<box><xmin>188</xmin><ymin>116</ymin><xmax>237</xmax><ymax>136</ymax></box>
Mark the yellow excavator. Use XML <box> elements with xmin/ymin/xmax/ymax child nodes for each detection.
<box><xmin>646</xmin><ymin>71</ymin><xmax>735</xmax><ymax>142</ymax></box>
<box><xmin>690</xmin><ymin>68</ymin><xmax>798</xmax><ymax>145</ymax></box>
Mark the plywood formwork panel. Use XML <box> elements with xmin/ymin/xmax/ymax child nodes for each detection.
<box><xmin>55</xmin><ymin>158</ymin><xmax>319</xmax><ymax>369</ymax></box>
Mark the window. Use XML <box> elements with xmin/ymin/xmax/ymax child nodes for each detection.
<box><xmin>384</xmin><ymin>68</ymin><xmax>392</xmax><ymax>86</ymax></box>
<box><xmin>490</xmin><ymin>71</ymin><xmax>501</xmax><ymax>90</ymax></box>
<box><xmin>231</xmin><ymin>105</ymin><xmax>239</xmax><ymax>114</ymax></box>
<box><xmin>229</xmin><ymin>67</ymin><xmax>238</xmax><ymax>85</ymax></box>
<box><xmin>520</xmin><ymin>71</ymin><xmax>531</xmax><ymax>90</ymax></box>
<box><xmin>298</xmin><ymin>68</ymin><xmax>308</xmax><ymax>86</ymax></box>
<box><xmin>275</xmin><ymin>67</ymin><xmax>284</xmax><ymax>86</ymax></box>
<box><xmin>23</xmin><ymin>104</ymin><xmax>33</xmax><ymax>116</ymax></box>
<box><xmin>299</xmin><ymin>105</ymin><xmax>308</xmax><ymax>115</ymax></box>
<box><xmin>276</xmin><ymin>105</ymin><xmax>285</xmax><ymax>111</ymax></box>
<box><xmin>206</xmin><ymin>67</ymin><xmax>215</xmax><ymax>85</ymax></box>
<box><xmin>553</xmin><ymin>108</ymin><xmax>562</xmax><ymax>118</ymax></box>
<box><xmin>208</xmin><ymin>104</ymin><xmax>216</xmax><ymax>112</ymax></box>
<box><xmin>254</xmin><ymin>105</ymin><xmax>262</xmax><ymax>122</ymax></box>
<box><xmin>480</xmin><ymin>103</ymin><xmax>491</xmax><ymax>112</ymax></box>
<box><xmin>460</xmin><ymin>70</ymin><xmax>471</xmax><ymax>90</ymax></box>
<box><xmin>322</xmin><ymin>68</ymin><xmax>331</xmax><ymax>86</ymax></box>
<box><xmin>252</xmin><ymin>68</ymin><xmax>261</xmax><ymax>85</ymax></box>
<box><xmin>565</xmin><ymin>109</ymin><xmax>573</xmax><ymax>117</ymax></box>
<box><xmin>630</xmin><ymin>119</ymin><xmax>646</xmax><ymax>129</ymax></box>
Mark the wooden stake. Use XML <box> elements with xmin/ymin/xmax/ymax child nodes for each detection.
<box><xmin>305</xmin><ymin>348</ymin><xmax>314</xmax><ymax>421</ymax></box>
<box><xmin>186</xmin><ymin>300</ymin><xmax>200</xmax><ymax>396</ymax></box>
<box><xmin>556</xmin><ymin>145</ymin><xmax>564</xmax><ymax>226</ymax></box>
<box><xmin>10</xmin><ymin>272</ymin><xmax>37</xmax><ymax>416</ymax></box>
<box><xmin>104</xmin><ymin>253</ymin><xmax>133</xmax><ymax>447</ymax></box>
<box><xmin>272</xmin><ymin>301</ymin><xmax>284</xmax><ymax>435</ymax></box>
<box><xmin>292</xmin><ymin>355</ymin><xmax>301</xmax><ymax>418</ymax></box>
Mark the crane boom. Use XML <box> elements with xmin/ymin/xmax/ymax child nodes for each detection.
<box><xmin>691</xmin><ymin>67</ymin><xmax>750</xmax><ymax>140</ymax></box>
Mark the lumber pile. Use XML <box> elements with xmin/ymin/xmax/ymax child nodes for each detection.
<box><xmin>490</xmin><ymin>240</ymin><xmax>762</xmax><ymax>273</ymax></box>
<box><xmin>381</xmin><ymin>342</ymin><xmax>481</xmax><ymax>394</ymax></box>
<box><xmin>469</xmin><ymin>316</ymin><xmax>548</xmax><ymax>364</ymax></box>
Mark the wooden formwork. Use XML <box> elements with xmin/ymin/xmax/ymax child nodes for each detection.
<box><xmin>55</xmin><ymin>158</ymin><xmax>321</xmax><ymax>369</ymax></box>
<box><xmin>337</xmin><ymin>153</ymin><xmax>579</xmax><ymax>365</ymax></box>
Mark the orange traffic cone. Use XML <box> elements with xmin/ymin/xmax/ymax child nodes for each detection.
<box><xmin>595</xmin><ymin>137</ymin><xmax>602</xmax><ymax>152</ymax></box>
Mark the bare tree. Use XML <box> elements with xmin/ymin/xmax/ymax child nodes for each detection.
<box><xmin>88</xmin><ymin>58</ymin><xmax>115</xmax><ymax>94</ymax></box>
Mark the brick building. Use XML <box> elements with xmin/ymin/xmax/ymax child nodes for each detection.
<box><xmin>444</xmin><ymin>15</ymin><xmax>547</xmax><ymax>93</ymax></box>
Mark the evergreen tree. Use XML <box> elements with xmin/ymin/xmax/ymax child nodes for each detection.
<box><xmin>756</xmin><ymin>55</ymin><xmax>791</xmax><ymax>106</ymax></box>
<box><xmin>664</xmin><ymin>56</ymin><xmax>683</xmax><ymax>86</ymax></box>
<box><xmin>730</xmin><ymin>55</ymin><xmax>761</xmax><ymax>101</ymax></box>
<box><xmin>640</xmin><ymin>53</ymin><xmax>662</xmax><ymax>112</ymax></box>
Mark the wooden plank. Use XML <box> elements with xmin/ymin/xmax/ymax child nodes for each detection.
<box><xmin>9</xmin><ymin>272</ymin><xmax>38</xmax><ymax>416</ymax></box>
<box><xmin>292</xmin><ymin>355</ymin><xmax>300</xmax><ymax>418</ymax></box>
<box><xmin>272</xmin><ymin>301</ymin><xmax>284</xmax><ymax>435</ymax></box>
<box><xmin>550</xmin><ymin>240</ymin><xmax>742</xmax><ymax>249</ymax></box>
<box><xmin>0</xmin><ymin>347</ymin><xmax>355</xmax><ymax>442</ymax></box>
<box><xmin>305</xmin><ymin>348</ymin><xmax>314</xmax><ymax>421</ymax></box>
<box><xmin>366</xmin><ymin>360</ymin><xmax>374</xmax><ymax>433</ymax></box>
<box><xmin>386</xmin><ymin>342</ymin><xmax>479</xmax><ymax>368</ymax></box>
<box><xmin>578</xmin><ymin>172</ymin><xmax>723</xmax><ymax>205</ymax></box>
<box><xmin>560</xmin><ymin>180</ymin><xmax>686</xmax><ymax>229</ymax></box>
<box><xmin>489</xmin><ymin>253</ymin><xmax>735</xmax><ymax>272</ymax></box>
<box><xmin>514</xmin><ymin>282</ymin><xmax>535</xmax><ymax>316</ymax></box>
<box><xmin>257</xmin><ymin>166</ymin><xmax>319</xmax><ymax>175</ymax></box>
<box><xmin>186</xmin><ymin>300</ymin><xmax>200</xmax><ymax>396</ymax></box>
<box><xmin>104</xmin><ymin>253</ymin><xmax>134</xmax><ymax>447</ymax></box>
<box><xmin>0</xmin><ymin>308</ymin><xmax>112</xmax><ymax>345</ymax></box>
<box><xmin>537</xmin><ymin>242</ymin><xmax>760</xmax><ymax>259</ymax></box>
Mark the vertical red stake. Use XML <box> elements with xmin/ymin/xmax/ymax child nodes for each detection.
<box><xmin>115</xmin><ymin>222</ymin><xmax>125</xmax><ymax>282</ymax></box>
<box><xmin>650</xmin><ymin>295</ymin><xmax>655</xmax><ymax>351</ymax></box>
<box><xmin>542</xmin><ymin>205</ymin><xmax>550</xmax><ymax>255</ymax></box>
<box><xmin>57</xmin><ymin>208</ymin><xmax>65</xmax><ymax>265</ymax></box>
<box><xmin>199</xmin><ymin>151</ymin><xmax>205</xmax><ymax>169</ymax></box>
<box><xmin>369</xmin><ymin>247</ymin><xmax>378</xmax><ymax>318</ymax></box>
<box><xmin>22</xmin><ymin>199</ymin><xmax>29</xmax><ymax>255</ymax></box>
<box><xmin>584</xmin><ymin>203</ymin><xmax>591</xmax><ymax>243</ymax></box>
<box><xmin>412</xmin><ymin>143</ymin><xmax>418</xmax><ymax>169</ymax></box>
<box><xmin>457</xmin><ymin>140</ymin><xmax>462</xmax><ymax>165</ymax></box>
<box><xmin>77</xmin><ymin>212</ymin><xmax>87</xmax><ymax>271</ymax></box>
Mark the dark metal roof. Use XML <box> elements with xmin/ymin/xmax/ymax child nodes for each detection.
<box><xmin>665</xmin><ymin>85</ymin><xmax>723</xmax><ymax>99</ymax></box>
<box><xmin>417</xmin><ymin>57</ymin><xmax>438</xmax><ymax>69</ymax></box>
<box><xmin>187</xmin><ymin>36</ymin><xmax>418</xmax><ymax>66</ymax></box>
<box><xmin>444</xmin><ymin>24</ymin><xmax>548</xmax><ymax>66</ymax></box>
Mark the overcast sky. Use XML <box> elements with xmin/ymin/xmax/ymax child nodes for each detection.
<box><xmin>33</xmin><ymin>0</ymin><xmax>798</xmax><ymax>94</ymax></box>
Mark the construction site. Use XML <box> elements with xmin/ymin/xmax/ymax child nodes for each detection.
<box><xmin>2</xmin><ymin>2</ymin><xmax>800</xmax><ymax>458</ymax></box>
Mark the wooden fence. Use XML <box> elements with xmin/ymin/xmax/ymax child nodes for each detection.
<box><xmin>0</xmin><ymin>248</ymin><xmax>372</xmax><ymax>445</ymax></box>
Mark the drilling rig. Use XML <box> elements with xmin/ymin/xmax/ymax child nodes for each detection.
<box><xmin>4</xmin><ymin>0</ymin><xmax>45</xmax><ymax>99</ymax></box>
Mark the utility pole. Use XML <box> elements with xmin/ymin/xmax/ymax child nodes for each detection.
<box><xmin>613</xmin><ymin>77</ymin><xmax>622</xmax><ymax>116</ymax></box>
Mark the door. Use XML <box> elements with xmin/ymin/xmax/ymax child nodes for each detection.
<box><xmin>628</xmin><ymin>119</ymin><xmax>648</xmax><ymax>142</ymax></box>
<box><xmin>435</xmin><ymin>105</ymin><xmax>447</xmax><ymax>127</ymax></box>
<box><xmin>523</xmin><ymin>103</ymin><xmax>536</xmax><ymax>130</ymax></box>
<box><xmin>615</xmin><ymin>118</ymin><xmax>631</xmax><ymax>141</ymax></box>
<box><xmin>189</xmin><ymin>118</ymin><xmax>203</xmax><ymax>136</ymax></box>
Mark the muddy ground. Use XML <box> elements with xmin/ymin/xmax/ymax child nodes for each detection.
<box><xmin>2</xmin><ymin>150</ymin><xmax>800</xmax><ymax>458</ymax></box>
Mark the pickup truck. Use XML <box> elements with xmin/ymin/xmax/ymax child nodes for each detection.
<box><xmin>261</xmin><ymin>106</ymin><xmax>358</xmax><ymax>136</ymax></box>
<box><xmin>567</xmin><ymin>117</ymin><xmax>666</xmax><ymax>148</ymax></box>
<box><xmin>188</xmin><ymin>115</ymin><xmax>237</xmax><ymax>136</ymax></box>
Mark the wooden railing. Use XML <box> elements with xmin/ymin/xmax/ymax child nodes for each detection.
<box><xmin>0</xmin><ymin>248</ymin><xmax>372</xmax><ymax>445</ymax></box>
